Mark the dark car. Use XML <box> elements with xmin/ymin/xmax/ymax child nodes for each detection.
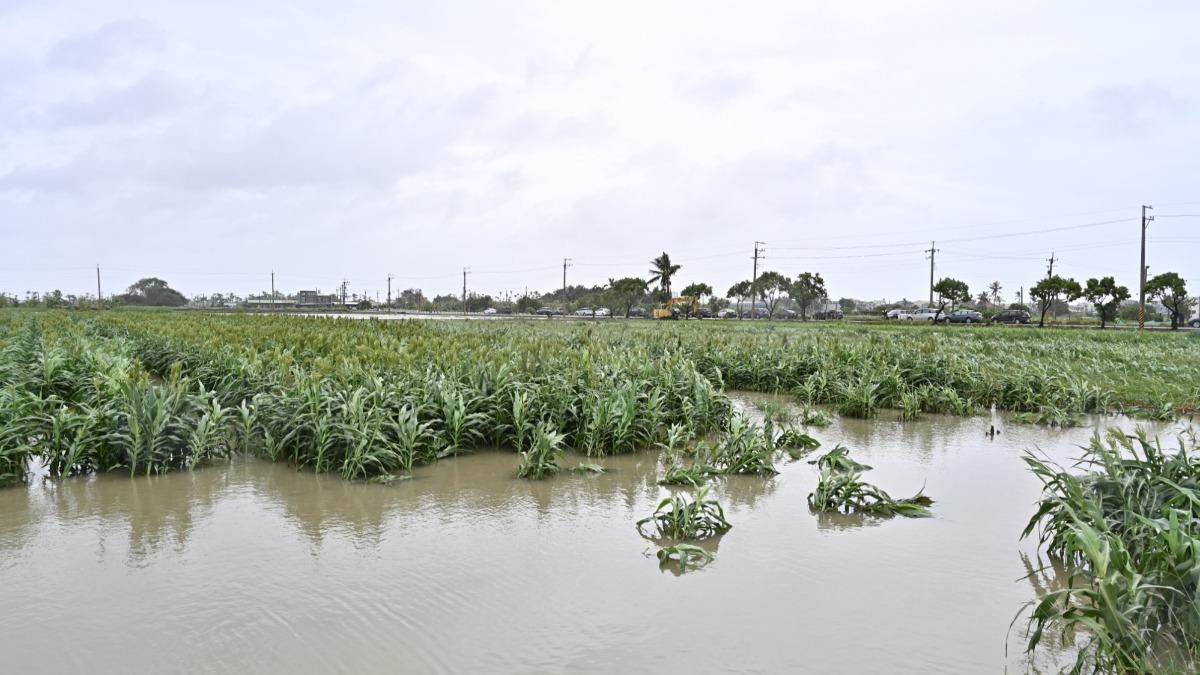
<box><xmin>813</xmin><ymin>309</ymin><xmax>843</xmax><ymax>320</ymax></box>
<box><xmin>990</xmin><ymin>309</ymin><xmax>1030</xmax><ymax>325</ymax></box>
<box><xmin>696</xmin><ymin>307</ymin><xmax>713</xmax><ymax>319</ymax></box>
<box><xmin>535</xmin><ymin>307</ymin><xmax>564</xmax><ymax>316</ymax></box>
<box><xmin>945</xmin><ymin>309</ymin><xmax>983</xmax><ymax>324</ymax></box>
<box><xmin>627</xmin><ymin>307</ymin><xmax>648</xmax><ymax>318</ymax></box>
<box><xmin>741</xmin><ymin>308</ymin><xmax>771</xmax><ymax>319</ymax></box>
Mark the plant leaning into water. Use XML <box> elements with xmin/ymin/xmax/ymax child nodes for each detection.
<box><xmin>807</xmin><ymin>445</ymin><xmax>934</xmax><ymax>518</ymax></box>
<box><xmin>656</xmin><ymin>543</ymin><xmax>713</xmax><ymax>572</ymax></box>
<box><xmin>1019</xmin><ymin>429</ymin><xmax>1200</xmax><ymax>674</ymax></box>
<box><xmin>517</xmin><ymin>423</ymin><xmax>566</xmax><ymax>480</ymax></box>
<box><xmin>637</xmin><ymin>484</ymin><xmax>732</xmax><ymax>540</ymax></box>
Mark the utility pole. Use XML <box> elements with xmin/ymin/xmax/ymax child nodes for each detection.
<box><xmin>562</xmin><ymin>258</ymin><xmax>572</xmax><ymax>309</ymax></box>
<box><xmin>751</xmin><ymin>241</ymin><xmax>764</xmax><ymax>319</ymax></box>
<box><xmin>1045</xmin><ymin>253</ymin><xmax>1058</xmax><ymax>321</ymax></box>
<box><xmin>462</xmin><ymin>267</ymin><xmax>470</xmax><ymax>314</ymax></box>
<box><xmin>386</xmin><ymin>273</ymin><xmax>393</xmax><ymax>312</ymax></box>
<box><xmin>1139</xmin><ymin>204</ymin><xmax>1153</xmax><ymax>330</ymax></box>
<box><xmin>340</xmin><ymin>280</ymin><xmax>348</xmax><ymax>306</ymax></box>
<box><xmin>95</xmin><ymin>265</ymin><xmax>102</xmax><ymax>310</ymax></box>
<box><xmin>925</xmin><ymin>241</ymin><xmax>939</xmax><ymax>306</ymax></box>
<box><xmin>270</xmin><ymin>270</ymin><xmax>276</xmax><ymax>313</ymax></box>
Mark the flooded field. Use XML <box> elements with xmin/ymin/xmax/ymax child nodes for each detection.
<box><xmin>1</xmin><ymin>397</ymin><xmax>1186</xmax><ymax>674</ymax></box>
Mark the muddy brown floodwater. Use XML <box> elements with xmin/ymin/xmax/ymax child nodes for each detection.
<box><xmin>0</xmin><ymin>395</ymin><xmax>1188</xmax><ymax>674</ymax></box>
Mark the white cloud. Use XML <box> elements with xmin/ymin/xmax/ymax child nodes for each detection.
<box><xmin>1</xmin><ymin>1</ymin><xmax>1199</xmax><ymax>301</ymax></box>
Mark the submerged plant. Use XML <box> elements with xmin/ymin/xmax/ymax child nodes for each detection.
<box><xmin>570</xmin><ymin>463</ymin><xmax>606</xmax><ymax>474</ymax></box>
<box><xmin>807</xmin><ymin>446</ymin><xmax>933</xmax><ymax>518</ymax></box>
<box><xmin>637</xmin><ymin>485</ymin><xmax>732</xmax><ymax>540</ymax></box>
<box><xmin>656</xmin><ymin>543</ymin><xmax>713</xmax><ymax>572</ymax></box>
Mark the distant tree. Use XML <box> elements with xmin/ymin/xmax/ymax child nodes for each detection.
<box><xmin>753</xmin><ymin>271</ymin><xmax>790</xmax><ymax>318</ymax></box>
<box><xmin>515</xmin><ymin>293</ymin><xmax>540</xmax><ymax>314</ymax></box>
<box><xmin>838</xmin><ymin>298</ymin><xmax>857</xmax><ymax>313</ymax></box>
<box><xmin>610</xmin><ymin>277</ymin><xmax>650</xmax><ymax>318</ymax></box>
<box><xmin>1082</xmin><ymin>276</ymin><xmax>1130</xmax><ymax>329</ymax></box>
<box><xmin>117</xmin><ymin>278</ymin><xmax>187</xmax><ymax>307</ymax></box>
<box><xmin>1118</xmin><ymin>302</ymin><xmax>1154</xmax><ymax>323</ymax></box>
<box><xmin>1030</xmin><ymin>276</ymin><xmax>1082</xmax><ymax>328</ymax></box>
<box><xmin>679</xmin><ymin>282</ymin><xmax>713</xmax><ymax>302</ymax></box>
<box><xmin>790</xmin><ymin>272</ymin><xmax>827</xmax><ymax>321</ymax></box>
<box><xmin>397</xmin><ymin>288</ymin><xmax>428</xmax><ymax>309</ymax></box>
<box><xmin>975</xmin><ymin>292</ymin><xmax>991</xmax><ymax>307</ymax></box>
<box><xmin>931</xmin><ymin>278</ymin><xmax>970</xmax><ymax>321</ymax></box>
<box><xmin>678</xmin><ymin>282</ymin><xmax>713</xmax><ymax>317</ymax></box>
<box><xmin>727</xmin><ymin>280</ymin><xmax>752</xmax><ymax>318</ymax></box>
<box><xmin>1145</xmin><ymin>272</ymin><xmax>1189</xmax><ymax>330</ymax></box>
<box><xmin>647</xmin><ymin>252</ymin><xmax>682</xmax><ymax>297</ymax></box>
<box><xmin>987</xmin><ymin>281</ymin><xmax>1003</xmax><ymax>305</ymax></box>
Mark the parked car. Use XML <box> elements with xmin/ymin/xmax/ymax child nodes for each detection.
<box><xmin>628</xmin><ymin>307</ymin><xmax>648</xmax><ymax>318</ymax></box>
<box><xmin>574</xmin><ymin>308</ymin><xmax>594</xmax><ymax>317</ymax></box>
<box><xmin>990</xmin><ymin>309</ymin><xmax>1031</xmax><ymax>325</ymax></box>
<box><xmin>885</xmin><ymin>308</ymin><xmax>909</xmax><ymax>320</ymax></box>
<box><xmin>741</xmin><ymin>308</ymin><xmax>771</xmax><ymax>319</ymax></box>
<box><xmin>717</xmin><ymin>308</ymin><xmax>738</xmax><ymax>319</ymax></box>
<box><xmin>594</xmin><ymin>307</ymin><xmax>611</xmax><ymax>317</ymax></box>
<box><xmin>696</xmin><ymin>307</ymin><xmax>713</xmax><ymax>319</ymax></box>
<box><xmin>814</xmin><ymin>309</ymin><xmax>843</xmax><ymax>320</ymax></box>
<box><xmin>904</xmin><ymin>308</ymin><xmax>940</xmax><ymax>322</ymax></box>
<box><xmin>482</xmin><ymin>307</ymin><xmax>497</xmax><ymax>315</ymax></box>
<box><xmin>945</xmin><ymin>309</ymin><xmax>983</xmax><ymax>324</ymax></box>
<box><xmin>535</xmin><ymin>307</ymin><xmax>564</xmax><ymax>316</ymax></box>
<box><xmin>779</xmin><ymin>309</ymin><xmax>798</xmax><ymax>320</ymax></box>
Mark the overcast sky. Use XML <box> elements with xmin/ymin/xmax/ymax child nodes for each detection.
<box><xmin>2</xmin><ymin>1</ymin><xmax>1198</xmax><ymax>303</ymax></box>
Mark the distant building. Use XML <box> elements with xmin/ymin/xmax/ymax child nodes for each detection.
<box><xmin>296</xmin><ymin>290</ymin><xmax>337</xmax><ymax>307</ymax></box>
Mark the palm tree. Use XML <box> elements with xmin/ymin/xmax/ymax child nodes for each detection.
<box><xmin>648</xmin><ymin>252</ymin><xmax>682</xmax><ymax>297</ymax></box>
<box><xmin>988</xmin><ymin>281</ymin><xmax>1002</xmax><ymax>305</ymax></box>
<box><xmin>977</xmin><ymin>291</ymin><xmax>990</xmax><ymax>306</ymax></box>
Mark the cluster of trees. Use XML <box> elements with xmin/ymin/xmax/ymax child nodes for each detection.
<box><xmin>0</xmin><ymin>278</ymin><xmax>189</xmax><ymax>309</ymax></box>
<box><xmin>115</xmin><ymin>278</ymin><xmax>188</xmax><ymax>307</ymax></box>
<box><xmin>1027</xmin><ymin>272</ymin><xmax>1190</xmax><ymax>329</ymax></box>
<box><xmin>724</xmin><ymin>271</ymin><xmax>829</xmax><ymax>319</ymax></box>
<box><xmin>921</xmin><ymin>270</ymin><xmax>1191</xmax><ymax>331</ymax></box>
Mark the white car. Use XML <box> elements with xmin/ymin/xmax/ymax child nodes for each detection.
<box><xmin>594</xmin><ymin>308</ymin><xmax>611</xmax><ymax>317</ymax></box>
<box><xmin>482</xmin><ymin>308</ymin><xmax>497</xmax><ymax>315</ymax></box>
<box><xmin>885</xmin><ymin>309</ymin><xmax>909</xmax><ymax>320</ymax></box>
<box><xmin>574</xmin><ymin>308</ymin><xmax>594</xmax><ymax>317</ymax></box>
<box><xmin>905</xmin><ymin>308</ymin><xmax>940</xmax><ymax>321</ymax></box>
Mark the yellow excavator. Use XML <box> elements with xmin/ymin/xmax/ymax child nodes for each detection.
<box><xmin>653</xmin><ymin>296</ymin><xmax>699</xmax><ymax>320</ymax></box>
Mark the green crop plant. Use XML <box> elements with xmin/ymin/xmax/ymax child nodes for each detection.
<box><xmin>807</xmin><ymin>446</ymin><xmax>933</xmax><ymax>518</ymax></box>
<box><xmin>517</xmin><ymin>423</ymin><xmax>565</xmax><ymax>480</ymax></box>
<box><xmin>1019</xmin><ymin>429</ymin><xmax>1200</xmax><ymax>673</ymax></box>
<box><xmin>710</xmin><ymin>415</ymin><xmax>777</xmax><ymax>475</ymax></box>
<box><xmin>656</xmin><ymin>543</ymin><xmax>713</xmax><ymax>572</ymax></box>
<box><xmin>637</xmin><ymin>485</ymin><xmax>732</xmax><ymax>540</ymax></box>
<box><xmin>570</xmin><ymin>463</ymin><xmax>606</xmax><ymax>474</ymax></box>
